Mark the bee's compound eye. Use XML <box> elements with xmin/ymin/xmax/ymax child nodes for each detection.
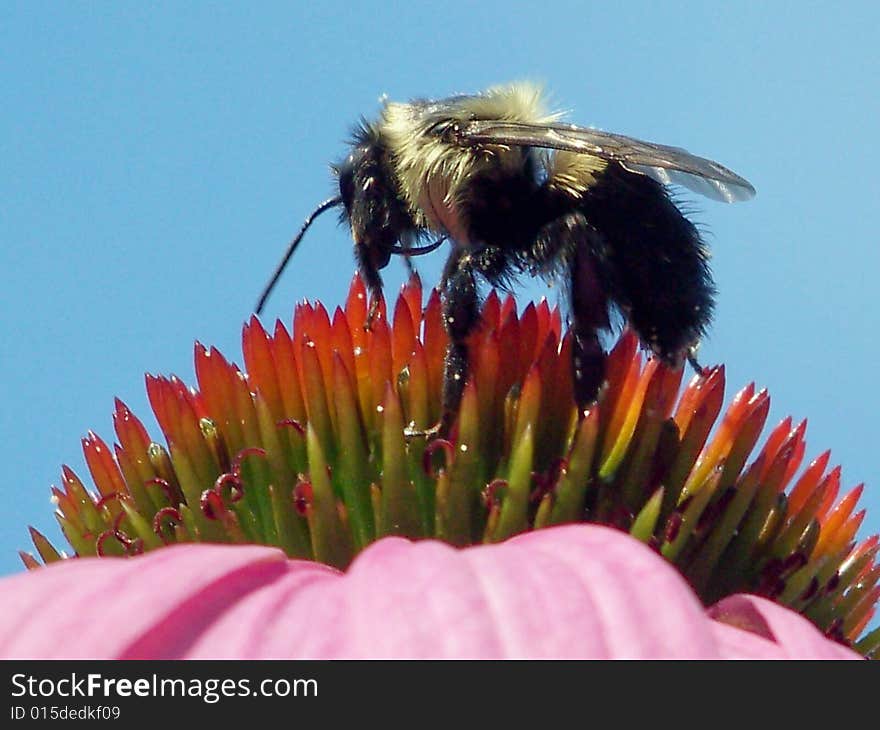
<box><xmin>339</xmin><ymin>175</ymin><xmax>353</xmax><ymax>207</ymax></box>
<box><xmin>337</xmin><ymin>159</ymin><xmax>356</xmax><ymax>209</ymax></box>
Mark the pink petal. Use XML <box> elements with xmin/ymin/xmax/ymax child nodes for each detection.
<box><xmin>0</xmin><ymin>525</ymin><xmax>862</xmax><ymax>659</ymax></box>
<box><xmin>707</xmin><ymin>594</ymin><xmax>862</xmax><ymax>660</ymax></box>
<box><xmin>0</xmin><ymin>544</ymin><xmax>334</xmax><ymax>659</ymax></box>
<box><xmin>186</xmin><ymin>525</ymin><xmax>716</xmax><ymax>658</ymax></box>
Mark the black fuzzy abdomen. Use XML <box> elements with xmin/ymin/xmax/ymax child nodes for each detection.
<box><xmin>579</xmin><ymin>164</ymin><xmax>715</xmax><ymax>361</ymax></box>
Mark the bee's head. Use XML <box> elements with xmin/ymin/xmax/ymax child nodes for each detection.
<box><xmin>335</xmin><ymin>146</ymin><xmax>360</xmax><ymax>220</ymax></box>
<box><xmin>335</xmin><ymin>128</ymin><xmax>412</xmax><ymax>273</ymax></box>
<box><xmin>335</xmin><ymin>144</ymin><xmax>388</xmax><ymax>271</ymax></box>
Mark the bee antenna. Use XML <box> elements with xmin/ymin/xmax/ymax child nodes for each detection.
<box><xmin>255</xmin><ymin>196</ymin><xmax>343</xmax><ymax>315</ymax></box>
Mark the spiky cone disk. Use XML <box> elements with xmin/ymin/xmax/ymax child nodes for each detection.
<box><xmin>25</xmin><ymin>274</ymin><xmax>879</xmax><ymax>657</ymax></box>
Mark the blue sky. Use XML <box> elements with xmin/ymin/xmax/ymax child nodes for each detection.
<box><xmin>3</xmin><ymin>1</ymin><xmax>878</xmax><ymax>613</ymax></box>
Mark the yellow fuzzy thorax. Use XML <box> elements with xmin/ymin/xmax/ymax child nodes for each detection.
<box><xmin>548</xmin><ymin>150</ymin><xmax>606</xmax><ymax>198</ymax></box>
<box><xmin>378</xmin><ymin>82</ymin><xmax>560</xmax><ymax>237</ymax></box>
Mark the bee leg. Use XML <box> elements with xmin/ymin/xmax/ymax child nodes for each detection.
<box><xmin>686</xmin><ymin>345</ymin><xmax>706</xmax><ymax>377</ymax></box>
<box><xmin>354</xmin><ymin>242</ymin><xmax>385</xmax><ymax>330</ymax></box>
<box><xmin>530</xmin><ymin>212</ymin><xmax>611</xmax><ymax>412</ymax></box>
<box><xmin>569</xmin><ymin>229</ymin><xmax>612</xmax><ymax>412</ymax></box>
<box><xmin>439</xmin><ymin>248</ymin><xmax>480</xmax><ymax>436</ymax></box>
<box><xmin>404</xmin><ymin>245</ymin><xmax>504</xmax><ymax>440</ymax></box>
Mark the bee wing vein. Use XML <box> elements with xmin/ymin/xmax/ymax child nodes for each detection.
<box><xmin>457</xmin><ymin>120</ymin><xmax>755</xmax><ymax>203</ymax></box>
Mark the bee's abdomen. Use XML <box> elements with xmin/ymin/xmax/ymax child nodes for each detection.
<box><xmin>579</xmin><ymin>164</ymin><xmax>715</xmax><ymax>360</ymax></box>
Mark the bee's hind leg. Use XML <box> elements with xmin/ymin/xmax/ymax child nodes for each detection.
<box><xmin>568</xmin><ymin>223</ymin><xmax>613</xmax><ymax>413</ymax></box>
<box><xmin>528</xmin><ymin>212</ymin><xmax>612</xmax><ymax>414</ymax></box>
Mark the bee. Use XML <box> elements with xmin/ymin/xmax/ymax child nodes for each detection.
<box><xmin>256</xmin><ymin>82</ymin><xmax>754</xmax><ymax>434</ymax></box>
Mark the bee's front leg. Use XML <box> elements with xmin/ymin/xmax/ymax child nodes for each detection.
<box><xmin>353</xmin><ymin>241</ymin><xmax>387</xmax><ymax>331</ymax></box>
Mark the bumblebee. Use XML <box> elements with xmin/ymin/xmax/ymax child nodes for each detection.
<box><xmin>256</xmin><ymin>82</ymin><xmax>754</xmax><ymax>433</ymax></box>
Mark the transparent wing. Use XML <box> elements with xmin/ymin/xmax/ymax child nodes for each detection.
<box><xmin>453</xmin><ymin>119</ymin><xmax>756</xmax><ymax>203</ymax></box>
